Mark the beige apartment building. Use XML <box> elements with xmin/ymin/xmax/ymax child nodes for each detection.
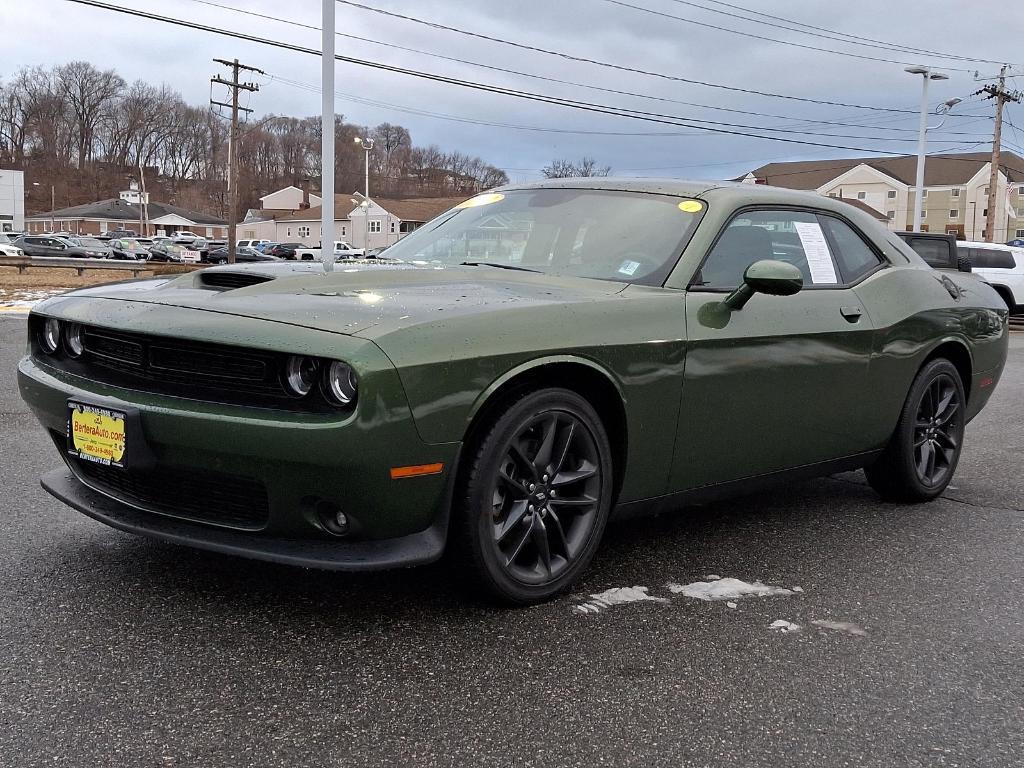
<box><xmin>741</xmin><ymin>152</ymin><xmax>1024</xmax><ymax>241</ymax></box>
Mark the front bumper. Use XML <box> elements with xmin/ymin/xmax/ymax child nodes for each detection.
<box><xmin>41</xmin><ymin>468</ymin><xmax>448</xmax><ymax>570</ymax></box>
<box><xmin>18</xmin><ymin>308</ymin><xmax>460</xmax><ymax>567</ymax></box>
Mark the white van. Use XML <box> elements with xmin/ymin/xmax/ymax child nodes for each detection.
<box><xmin>959</xmin><ymin>241</ymin><xmax>1024</xmax><ymax>313</ymax></box>
<box><xmin>237</xmin><ymin>239</ymin><xmax>271</xmax><ymax>249</ymax></box>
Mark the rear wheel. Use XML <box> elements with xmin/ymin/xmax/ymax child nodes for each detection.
<box><xmin>865</xmin><ymin>359</ymin><xmax>965</xmax><ymax>502</ymax></box>
<box><xmin>453</xmin><ymin>388</ymin><xmax>614</xmax><ymax>604</ymax></box>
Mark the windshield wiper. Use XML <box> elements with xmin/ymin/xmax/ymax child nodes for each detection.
<box><xmin>459</xmin><ymin>261</ymin><xmax>542</xmax><ymax>273</ymax></box>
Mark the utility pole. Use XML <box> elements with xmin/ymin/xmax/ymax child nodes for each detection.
<box><xmin>976</xmin><ymin>65</ymin><xmax>1023</xmax><ymax>243</ymax></box>
<box><xmin>321</xmin><ymin>0</ymin><xmax>336</xmax><ymax>273</ymax></box>
<box><xmin>211</xmin><ymin>58</ymin><xmax>263</xmax><ymax>263</ymax></box>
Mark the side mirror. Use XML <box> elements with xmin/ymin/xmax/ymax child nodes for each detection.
<box><xmin>724</xmin><ymin>259</ymin><xmax>803</xmax><ymax>310</ymax></box>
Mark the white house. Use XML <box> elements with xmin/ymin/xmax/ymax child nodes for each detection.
<box><xmin>742</xmin><ymin>151</ymin><xmax>1024</xmax><ymax>241</ymax></box>
<box><xmin>275</xmin><ymin>193</ymin><xmax>468</xmax><ymax>248</ymax></box>
<box><xmin>0</xmin><ymin>169</ymin><xmax>25</xmax><ymax>233</ymax></box>
<box><xmin>237</xmin><ymin>184</ymin><xmax>323</xmax><ymax>242</ymax></box>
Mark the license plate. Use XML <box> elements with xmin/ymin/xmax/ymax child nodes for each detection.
<box><xmin>67</xmin><ymin>401</ymin><xmax>128</xmax><ymax>468</ymax></box>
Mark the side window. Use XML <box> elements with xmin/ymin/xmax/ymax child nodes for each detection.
<box><xmin>970</xmin><ymin>248</ymin><xmax>1015</xmax><ymax>269</ymax></box>
<box><xmin>908</xmin><ymin>237</ymin><xmax>952</xmax><ymax>268</ymax></box>
<box><xmin>695</xmin><ymin>209</ymin><xmax>839</xmax><ymax>290</ymax></box>
<box><xmin>818</xmin><ymin>216</ymin><xmax>884</xmax><ymax>282</ymax></box>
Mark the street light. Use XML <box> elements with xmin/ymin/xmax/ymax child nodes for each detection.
<box><xmin>906</xmin><ymin>66</ymin><xmax>951</xmax><ymax>233</ymax></box>
<box><xmin>353</xmin><ymin>136</ymin><xmax>374</xmax><ymax>202</ymax></box>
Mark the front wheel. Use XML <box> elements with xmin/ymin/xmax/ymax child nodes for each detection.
<box><xmin>865</xmin><ymin>359</ymin><xmax>966</xmax><ymax>502</ymax></box>
<box><xmin>453</xmin><ymin>388</ymin><xmax>614</xmax><ymax>604</ymax></box>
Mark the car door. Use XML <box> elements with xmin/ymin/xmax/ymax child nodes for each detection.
<box><xmin>670</xmin><ymin>207</ymin><xmax>884</xmax><ymax>491</ymax></box>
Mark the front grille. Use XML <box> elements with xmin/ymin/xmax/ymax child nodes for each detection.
<box><xmin>199</xmin><ymin>272</ymin><xmax>274</xmax><ymax>290</ymax></box>
<box><xmin>67</xmin><ymin>451</ymin><xmax>270</xmax><ymax>530</ymax></box>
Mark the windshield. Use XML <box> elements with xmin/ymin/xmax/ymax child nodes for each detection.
<box><xmin>380</xmin><ymin>188</ymin><xmax>706</xmax><ymax>285</ymax></box>
<box><xmin>73</xmin><ymin>237</ymin><xmax>105</xmax><ymax>247</ymax></box>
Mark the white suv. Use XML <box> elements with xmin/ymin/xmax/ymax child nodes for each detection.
<box><xmin>960</xmin><ymin>241</ymin><xmax>1024</xmax><ymax>313</ymax></box>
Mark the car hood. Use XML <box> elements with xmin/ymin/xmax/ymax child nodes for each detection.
<box><xmin>48</xmin><ymin>260</ymin><xmax>627</xmax><ymax>337</ymax></box>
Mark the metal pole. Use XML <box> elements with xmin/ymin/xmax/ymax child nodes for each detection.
<box><xmin>321</xmin><ymin>0</ymin><xmax>336</xmax><ymax>272</ymax></box>
<box><xmin>50</xmin><ymin>185</ymin><xmax>54</xmax><ymax>232</ymax></box>
<box><xmin>912</xmin><ymin>73</ymin><xmax>930</xmax><ymax>233</ymax></box>
<box><xmin>364</xmin><ymin>146</ymin><xmax>369</xmax><ymax>201</ymax></box>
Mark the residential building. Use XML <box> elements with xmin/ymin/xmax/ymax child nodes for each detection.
<box><xmin>741</xmin><ymin>151</ymin><xmax>1024</xmax><ymax>241</ymax></box>
<box><xmin>238</xmin><ymin>184</ymin><xmax>323</xmax><ymax>242</ymax></box>
<box><xmin>24</xmin><ymin>185</ymin><xmax>226</xmax><ymax>237</ymax></box>
<box><xmin>275</xmin><ymin>194</ymin><xmax>467</xmax><ymax>249</ymax></box>
<box><xmin>0</xmin><ymin>169</ymin><xmax>25</xmax><ymax>233</ymax></box>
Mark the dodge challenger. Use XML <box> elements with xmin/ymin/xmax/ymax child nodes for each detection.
<box><xmin>18</xmin><ymin>180</ymin><xmax>1008</xmax><ymax>603</ymax></box>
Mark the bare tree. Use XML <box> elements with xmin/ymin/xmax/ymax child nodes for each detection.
<box><xmin>55</xmin><ymin>61</ymin><xmax>124</xmax><ymax>169</ymax></box>
<box><xmin>542</xmin><ymin>156</ymin><xmax>612</xmax><ymax>178</ymax></box>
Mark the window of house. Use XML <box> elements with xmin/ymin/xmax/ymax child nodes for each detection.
<box><xmin>298</xmin><ymin>225</ymin><xmax>310</xmax><ymax>237</ymax></box>
<box><xmin>368</xmin><ymin>220</ymin><xmax>381</xmax><ymax>233</ymax></box>
<box><xmin>341</xmin><ymin>226</ymin><xmax>347</xmax><ymax>236</ymax></box>
<box><xmin>983</xmin><ymin>209</ymin><xmax>988</xmax><ymax>217</ymax></box>
<box><xmin>949</xmin><ymin>209</ymin><xmax>959</xmax><ymax>219</ymax></box>
<box><xmin>1017</xmin><ymin>229</ymin><xmax>1024</xmax><ymax>238</ymax></box>
<box><xmin>286</xmin><ymin>228</ymin><xmax>292</xmax><ymax>237</ymax></box>
<box><xmin>920</xmin><ymin>210</ymin><xmax>927</xmax><ymax>219</ymax></box>
<box><xmin>694</xmin><ymin>209</ymin><xmax>841</xmax><ymax>290</ymax></box>
<box><xmin>856</xmin><ymin>191</ymin><xmax>866</xmax><ymax>200</ymax></box>
<box><xmin>886</xmin><ymin>211</ymin><xmax>895</xmax><ymax>220</ymax></box>
<box><xmin>887</xmin><ymin>190</ymin><xmax>897</xmax><ymax>199</ymax></box>
<box><xmin>951</xmin><ymin>188</ymin><xmax>961</xmax><ymax>197</ymax></box>
<box><xmin>390</xmin><ymin>221</ymin><xmax>396</xmax><ymax>233</ymax></box>
<box><xmin>921</xmin><ymin>190</ymin><xmax>928</xmax><ymax>199</ymax></box>
<box><xmin>984</xmin><ymin>186</ymin><xmax>990</xmax><ymax>195</ymax></box>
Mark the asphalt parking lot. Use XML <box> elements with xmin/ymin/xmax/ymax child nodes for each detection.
<box><xmin>1</xmin><ymin>315</ymin><xmax>1022</xmax><ymax>768</ymax></box>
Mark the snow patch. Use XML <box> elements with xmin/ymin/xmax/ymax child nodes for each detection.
<box><xmin>0</xmin><ymin>288</ymin><xmax>67</xmax><ymax>311</ymax></box>
<box><xmin>726</xmin><ymin>601</ymin><xmax>737</xmax><ymax>609</ymax></box>
<box><xmin>812</xmin><ymin>620</ymin><xmax>867</xmax><ymax>636</ymax></box>
<box><xmin>705</xmin><ymin>574</ymin><xmax>722</xmax><ymax>581</ymax></box>
<box><xmin>573</xmin><ymin>586</ymin><xmax>668</xmax><ymax>614</ymax></box>
<box><xmin>769</xmin><ymin>620</ymin><xmax>801</xmax><ymax>633</ymax></box>
<box><xmin>792</xmin><ymin>586</ymin><xmax>804</xmax><ymax>593</ymax></box>
<box><xmin>666</xmin><ymin>577</ymin><xmax>795</xmax><ymax>602</ymax></box>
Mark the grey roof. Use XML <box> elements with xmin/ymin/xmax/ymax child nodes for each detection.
<box><xmin>744</xmin><ymin>152</ymin><xmax>1024</xmax><ymax>190</ymax></box>
<box><xmin>26</xmin><ymin>197</ymin><xmax>226</xmax><ymax>225</ymax></box>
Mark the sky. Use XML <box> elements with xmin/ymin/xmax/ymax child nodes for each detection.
<box><xmin>3</xmin><ymin>0</ymin><xmax>1024</xmax><ymax>183</ymax></box>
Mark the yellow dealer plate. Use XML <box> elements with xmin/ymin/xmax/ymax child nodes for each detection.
<box><xmin>68</xmin><ymin>402</ymin><xmax>127</xmax><ymax>467</ymax></box>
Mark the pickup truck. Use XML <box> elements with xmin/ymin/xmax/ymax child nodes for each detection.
<box><xmin>292</xmin><ymin>241</ymin><xmax>365</xmax><ymax>261</ymax></box>
<box><xmin>894</xmin><ymin>231</ymin><xmax>972</xmax><ymax>273</ymax></box>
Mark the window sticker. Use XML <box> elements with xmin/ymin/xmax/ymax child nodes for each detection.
<box><xmin>678</xmin><ymin>200</ymin><xmax>703</xmax><ymax>213</ymax></box>
<box><xmin>792</xmin><ymin>221</ymin><xmax>838</xmax><ymax>284</ymax></box>
<box><xmin>455</xmin><ymin>192</ymin><xmax>505</xmax><ymax>209</ymax></box>
<box><xmin>618</xmin><ymin>260</ymin><xmax>641</xmax><ymax>276</ymax></box>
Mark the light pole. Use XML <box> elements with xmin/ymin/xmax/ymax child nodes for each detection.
<box><xmin>906</xmin><ymin>66</ymin><xmax>950</xmax><ymax>233</ymax></box>
<box><xmin>353</xmin><ymin>136</ymin><xmax>374</xmax><ymax>201</ymax></box>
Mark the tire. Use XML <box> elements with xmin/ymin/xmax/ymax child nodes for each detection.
<box><xmin>865</xmin><ymin>358</ymin><xmax>966</xmax><ymax>502</ymax></box>
<box><xmin>452</xmin><ymin>388</ymin><xmax>614</xmax><ymax>605</ymax></box>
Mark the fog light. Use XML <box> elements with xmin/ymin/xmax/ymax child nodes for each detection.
<box><xmin>65</xmin><ymin>323</ymin><xmax>84</xmax><ymax>357</ymax></box>
<box><xmin>40</xmin><ymin>318</ymin><xmax>60</xmax><ymax>354</ymax></box>
<box><xmin>316</xmin><ymin>500</ymin><xmax>350</xmax><ymax>536</ymax></box>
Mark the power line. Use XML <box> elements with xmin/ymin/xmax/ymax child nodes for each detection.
<box><xmin>332</xmin><ymin>0</ymin><xmax>921</xmax><ymax>114</ymax></box>
<box><xmin>599</xmin><ymin>0</ymin><xmax>975</xmax><ymax>72</ymax></box>
<box><xmin>184</xmin><ymin>0</ymin><xmax>974</xmax><ymax>135</ymax></box>
<box><xmin>670</xmin><ymin>0</ymin><xmax>1017</xmax><ymax>67</ymax></box>
<box><xmin>67</xmin><ymin>0</ymin><xmax>958</xmax><ymax>156</ymax></box>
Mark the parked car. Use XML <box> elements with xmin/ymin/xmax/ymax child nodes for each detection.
<box><xmin>171</xmin><ymin>231</ymin><xmax>201</xmax><ymax>243</ymax></box>
<box><xmin>293</xmin><ymin>241</ymin><xmax>364</xmax><ymax>261</ymax></box>
<box><xmin>18</xmin><ymin>181</ymin><xmax>1009</xmax><ymax>604</ymax></box>
<box><xmin>957</xmin><ymin>241</ymin><xmax>1024</xmax><ymax>313</ymax></box>
<box><xmin>254</xmin><ymin>241</ymin><xmax>279</xmax><ymax>253</ymax></box>
<box><xmin>1006</xmin><ymin>238</ymin><xmax>1024</xmax><ymax>248</ymax></box>
<box><xmin>65</xmin><ymin>237</ymin><xmax>113</xmax><ymax>258</ymax></box>
<box><xmin>265</xmin><ymin>242</ymin><xmax>303</xmax><ymax>259</ymax></box>
<box><xmin>146</xmin><ymin>242</ymin><xmax>201</xmax><ymax>263</ymax></box>
<box><xmin>0</xmin><ymin>240</ymin><xmax>25</xmax><ymax>257</ymax></box>
<box><xmin>204</xmin><ymin>246</ymin><xmax>281</xmax><ymax>264</ymax></box>
<box><xmin>893</xmin><ymin>231</ymin><xmax>971</xmax><ymax>274</ymax></box>
<box><xmin>237</xmin><ymin>239</ymin><xmax>272</xmax><ymax>250</ymax></box>
<box><xmin>12</xmin><ymin>235</ymin><xmax>104</xmax><ymax>259</ymax></box>
<box><xmin>365</xmin><ymin>246</ymin><xmax>390</xmax><ymax>258</ymax></box>
<box><xmin>107</xmin><ymin>238</ymin><xmax>150</xmax><ymax>260</ymax></box>
<box><xmin>102</xmin><ymin>229</ymin><xmax>137</xmax><ymax>239</ymax></box>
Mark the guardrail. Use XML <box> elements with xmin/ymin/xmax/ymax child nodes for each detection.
<box><xmin>0</xmin><ymin>255</ymin><xmax>205</xmax><ymax>277</ymax></box>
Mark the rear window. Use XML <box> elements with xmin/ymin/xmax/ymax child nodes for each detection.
<box><xmin>903</xmin><ymin>236</ymin><xmax>953</xmax><ymax>268</ymax></box>
<box><xmin>969</xmin><ymin>248</ymin><xmax>1016</xmax><ymax>269</ymax></box>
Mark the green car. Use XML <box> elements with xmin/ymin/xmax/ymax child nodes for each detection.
<box><xmin>18</xmin><ymin>180</ymin><xmax>1009</xmax><ymax>603</ymax></box>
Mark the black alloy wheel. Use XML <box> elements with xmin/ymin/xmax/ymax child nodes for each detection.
<box><xmin>866</xmin><ymin>358</ymin><xmax>966</xmax><ymax>502</ymax></box>
<box><xmin>912</xmin><ymin>372</ymin><xmax>961</xmax><ymax>488</ymax></box>
<box><xmin>454</xmin><ymin>388</ymin><xmax>613</xmax><ymax>604</ymax></box>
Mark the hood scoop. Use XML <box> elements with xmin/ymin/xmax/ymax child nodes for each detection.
<box><xmin>197</xmin><ymin>271</ymin><xmax>275</xmax><ymax>291</ymax></box>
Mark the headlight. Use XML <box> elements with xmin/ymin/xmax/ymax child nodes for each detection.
<box><xmin>40</xmin><ymin>318</ymin><xmax>61</xmax><ymax>354</ymax></box>
<box><xmin>323</xmin><ymin>360</ymin><xmax>358</xmax><ymax>406</ymax></box>
<box><xmin>65</xmin><ymin>323</ymin><xmax>84</xmax><ymax>357</ymax></box>
<box><xmin>283</xmin><ymin>355</ymin><xmax>318</xmax><ymax>397</ymax></box>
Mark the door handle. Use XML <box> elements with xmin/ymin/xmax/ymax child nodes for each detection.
<box><xmin>840</xmin><ymin>305</ymin><xmax>863</xmax><ymax>322</ymax></box>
